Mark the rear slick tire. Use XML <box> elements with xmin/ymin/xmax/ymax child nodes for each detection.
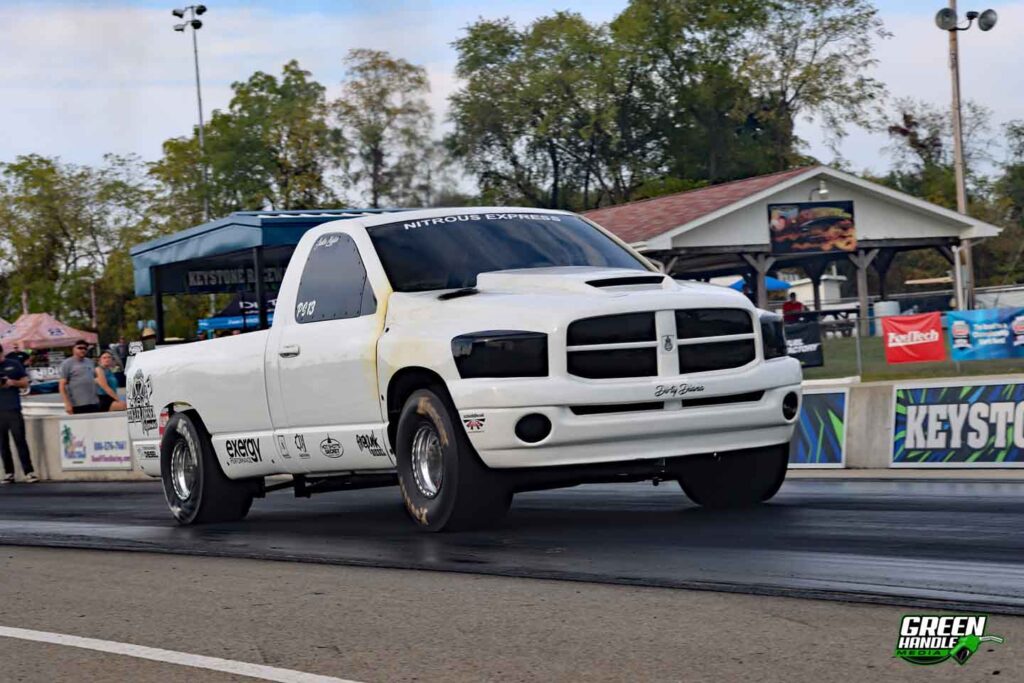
<box><xmin>677</xmin><ymin>444</ymin><xmax>789</xmax><ymax>509</ymax></box>
<box><xmin>160</xmin><ymin>412</ymin><xmax>254</xmax><ymax>525</ymax></box>
<box><xmin>395</xmin><ymin>387</ymin><xmax>511</xmax><ymax>532</ymax></box>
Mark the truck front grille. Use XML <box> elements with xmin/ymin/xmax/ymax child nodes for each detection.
<box><xmin>566</xmin><ymin>308</ymin><xmax>756</xmax><ymax>379</ymax></box>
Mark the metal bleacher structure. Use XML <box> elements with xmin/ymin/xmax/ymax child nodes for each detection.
<box><xmin>131</xmin><ymin>209</ymin><xmax>410</xmax><ymax>342</ymax></box>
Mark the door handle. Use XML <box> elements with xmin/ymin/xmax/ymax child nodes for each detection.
<box><xmin>279</xmin><ymin>344</ymin><xmax>301</xmax><ymax>358</ymax></box>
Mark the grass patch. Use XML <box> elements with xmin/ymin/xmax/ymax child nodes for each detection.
<box><xmin>801</xmin><ymin>335</ymin><xmax>1024</xmax><ymax>383</ymax></box>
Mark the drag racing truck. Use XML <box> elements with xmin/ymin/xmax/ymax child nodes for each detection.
<box><xmin>127</xmin><ymin>208</ymin><xmax>802</xmax><ymax>531</ymax></box>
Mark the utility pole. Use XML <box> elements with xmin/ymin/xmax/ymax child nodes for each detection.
<box><xmin>173</xmin><ymin>5</ymin><xmax>210</xmax><ymax>221</ymax></box>
<box><xmin>948</xmin><ymin>0</ymin><xmax>970</xmax><ymax>310</ymax></box>
<box><xmin>936</xmin><ymin>3</ymin><xmax>997</xmax><ymax>310</ymax></box>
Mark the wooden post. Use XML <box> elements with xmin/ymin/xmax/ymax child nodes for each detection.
<box><xmin>802</xmin><ymin>258</ymin><xmax>829</xmax><ymax>312</ymax></box>
<box><xmin>741</xmin><ymin>254</ymin><xmax>776</xmax><ymax>309</ymax></box>
<box><xmin>848</xmin><ymin>249</ymin><xmax>879</xmax><ymax>337</ymax></box>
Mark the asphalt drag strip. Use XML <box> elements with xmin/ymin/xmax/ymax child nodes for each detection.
<box><xmin>3</xmin><ymin>546</ymin><xmax>1022</xmax><ymax>682</ymax></box>
<box><xmin>0</xmin><ymin>478</ymin><xmax>1023</xmax><ymax>614</ymax></box>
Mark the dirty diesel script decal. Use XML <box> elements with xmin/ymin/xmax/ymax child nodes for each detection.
<box><xmin>126</xmin><ymin>369</ymin><xmax>157</xmax><ymax>434</ymax></box>
<box><xmin>654</xmin><ymin>383</ymin><xmax>705</xmax><ymax>398</ymax></box>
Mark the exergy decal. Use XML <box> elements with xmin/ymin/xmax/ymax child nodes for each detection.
<box><xmin>356</xmin><ymin>432</ymin><xmax>388</xmax><ymax>457</ymax></box>
<box><xmin>895</xmin><ymin>614</ymin><xmax>1003</xmax><ymax>666</ymax></box>
<box><xmin>126</xmin><ymin>369</ymin><xmax>157</xmax><ymax>434</ymax></box>
<box><xmin>225</xmin><ymin>438</ymin><xmax>261</xmax><ymax>465</ymax></box>
<box><xmin>894</xmin><ymin>382</ymin><xmax>1024</xmax><ymax>465</ymax></box>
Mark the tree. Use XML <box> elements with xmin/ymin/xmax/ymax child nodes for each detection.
<box><xmin>150</xmin><ymin>60</ymin><xmax>344</xmax><ymax>222</ymax></box>
<box><xmin>741</xmin><ymin>0</ymin><xmax>890</xmax><ymax>164</ymax></box>
<box><xmin>335</xmin><ymin>49</ymin><xmax>434</xmax><ymax>208</ymax></box>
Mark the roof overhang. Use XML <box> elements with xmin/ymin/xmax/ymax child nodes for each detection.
<box><xmin>640</xmin><ymin>166</ymin><xmax>1002</xmax><ymax>251</ymax></box>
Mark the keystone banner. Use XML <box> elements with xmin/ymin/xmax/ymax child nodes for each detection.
<box><xmin>784</xmin><ymin>320</ymin><xmax>824</xmax><ymax>368</ymax></box>
<box><xmin>882</xmin><ymin>312</ymin><xmax>947</xmax><ymax>364</ymax></box>
<box><xmin>59</xmin><ymin>415</ymin><xmax>133</xmax><ymax>470</ymax></box>
<box><xmin>947</xmin><ymin>308</ymin><xmax>1024</xmax><ymax>362</ymax></box>
<box><xmin>892</xmin><ymin>381</ymin><xmax>1024</xmax><ymax>466</ymax></box>
<box><xmin>789</xmin><ymin>390</ymin><xmax>846</xmax><ymax>467</ymax></box>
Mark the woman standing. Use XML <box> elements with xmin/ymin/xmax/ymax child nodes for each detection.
<box><xmin>95</xmin><ymin>351</ymin><xmax>126</xmax><ymax>412</ymax></box>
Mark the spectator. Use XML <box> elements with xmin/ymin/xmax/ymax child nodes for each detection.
<box><xmin>59</xmin><ymin>341</ymin><xmax>100</xmax><ymax>415</ymax></box>
<box><xmin>0</xmin><ymin>343</ymin><xmax>38</xmax><ymax>483</ymax></box>
<box><xmin>141</xmin><ymin>327</ymin><xmax>157</xmax><ymax>352</ymax></box>
<box><xmin>95</xmin><ymin>351</ymin><xmax>126</xmax><ymax>412</ymax></box>
<box><xmin>113</xmin><ymin>336</ymin><xmax>129</xmax><ymax>365</ymax></box>
<box><xmin>782</xmin><ymin>292</ymin><xmax>806</xmax><ymax>323</ymax></box>
<box><xmin>196</xmin><ymin>331</ymin><xmax>207</xmax><ymax>342</ymax></box>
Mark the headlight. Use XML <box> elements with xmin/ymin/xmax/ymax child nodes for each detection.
<box><xmin>451</xmin><ymin>331</ymin><xmax>548</xmax><ymax>378</ymax></box>
<box><xmin>759</xmin><ymin>311</ymin><xmax>787</xmax><ymax>360</ymax></box>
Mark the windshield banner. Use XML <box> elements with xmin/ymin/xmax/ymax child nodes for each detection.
<box><xmin>947</xmin><ymin>308</ymin><xmax>1024</xmax><ymax>362</ymax></box>
<box><xmin>882</xmin><ymin>312</ymin><xmax>947</xmax><ymax>364</ymax></box>
<box><xmin>892</xmin><ymin>380</ymin><xmax>1024</xmax><ymax>466</ymax></box>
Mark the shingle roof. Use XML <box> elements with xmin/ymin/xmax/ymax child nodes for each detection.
<box><xmin>583</xmin><ymin>166</ymin><xmax>816</xmax><ymax>244</ymax></box>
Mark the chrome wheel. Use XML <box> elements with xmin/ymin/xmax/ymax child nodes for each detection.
<box><xmin>170</xmin><ymin>438</ymin><xmax>198</xmax><ymax>501</ymax></box>
<box><xmin>411</xmin><ymin>423</ymin><xmax>443</xmax><ymax>498</ymax></box>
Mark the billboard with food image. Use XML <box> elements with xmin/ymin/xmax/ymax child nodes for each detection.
<box><xmin>768</xmin><ymin>201</ymin><xmax>856</xmax><ymax>254</ymax></box>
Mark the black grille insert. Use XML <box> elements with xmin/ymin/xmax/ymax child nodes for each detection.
<box><xmin>570</xmin><ymin>402</ymin><xmax>664</xmax><ymax>416</ymax></box>
<box><xmin>567</xmin><ymin>312</ymin><xmax>655</xmax><ymax>346</ymax></box>
<box><xmin>675</xmin><ymin>309</ymin><xmax>752</xmax><ymax>339</ymax></box>
<box><xmin>567</xmin><ymin>348</ymin><xmax>657</xmax><ymax>379</ymax></box>
<box><xmin>678</xmin><ymin>340</ymin><xmax>756</xmax><ymax>373</ymax></box>
<box><xmin>681</xmin><ymin>391</ymin><xmax>764</xmax><ymax>408</ymax></box>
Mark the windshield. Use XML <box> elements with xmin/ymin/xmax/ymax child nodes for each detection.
<box><xmin>367</xmin><ymin>212</ymin><xmax>648</xmax><ymax>292</ymax></box>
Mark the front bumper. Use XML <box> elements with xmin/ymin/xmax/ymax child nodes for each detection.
<box><xmin>450</xmin><ymin>357</ymin><xmax>802</xmax><ymax>469</ymax></box>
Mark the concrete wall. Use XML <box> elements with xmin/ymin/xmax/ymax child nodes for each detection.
<box><xmin>15</xmin><ymin>413</ymin><xmax>151</xmax><ymax>482</ymax></box>
<box><xmin>7</xmin><ymin>374</ymin><xmax>1023</xmax><ymax>479</ymax></box>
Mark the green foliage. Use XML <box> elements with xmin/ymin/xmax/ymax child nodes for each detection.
<box><xmin>335</xmin><ymin>49</ymin><xmax>436</xmax><ymax>207</ymax></box>
<box><xmin>448</xmin><ymin>0</ymin><xmax>889</xmax><ymax>209</ymax></box>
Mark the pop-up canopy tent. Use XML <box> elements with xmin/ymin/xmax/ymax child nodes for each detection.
<box><xmin>0</xmin><ymin>318</ymin><xmax>11</xmax><ymax>338</ymax></box>
<box><xmin>198</xmin><ymin>293</ymin><xmax>279</xmax><ymax>332</ymax></box>
<box><xmin>0</xmin><ymin>313</ymin><xmax>99</xmax><ymax>350</ymax></box>
<box><xmin>729</xmin><ymin>276</ymin><xmax>790</xmax><ymax>292</ymax></box>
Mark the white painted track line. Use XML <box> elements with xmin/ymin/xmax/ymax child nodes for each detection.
<box><xmin>0</xmin><ymin>626</ymin><xmax>362</xmax><ymax>683</ymax></box>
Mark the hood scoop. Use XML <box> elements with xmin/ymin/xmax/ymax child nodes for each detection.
<box><xmin>475</xmin><ymin>267</ymin><xmax>670</xmax><ymax>295</ymax></box>
<box><xmin>586</xmin><ymin>275</ymin><xmax>667</xmax><ymax>289</ymax></box>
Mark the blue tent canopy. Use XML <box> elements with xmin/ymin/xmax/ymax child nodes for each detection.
<box><xmin>729</xmin><ymin>276</ymin><xmax>791</xmax><ymax>292</ymax></box>
<box><xmin>130</xmin><ymin>209</ymin><xmax>406</xmax><ymax>296</ymax></box>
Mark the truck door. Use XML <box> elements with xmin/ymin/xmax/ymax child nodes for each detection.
<box><xmin>270</xmin><ymin>232</ymin><xmax>392</xmax><ymax>470</ymax></box>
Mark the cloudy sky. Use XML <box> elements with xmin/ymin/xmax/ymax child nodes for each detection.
<box><xmin>1</xmin><ymin>0</ymin><xmax>1021</xmax><ymax>176</ymax></box>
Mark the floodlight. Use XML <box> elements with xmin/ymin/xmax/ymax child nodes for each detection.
<box><xmin>191</xmin><ymin>19</ymin><xmax>202</xmax><ymax>29</ymax></box>
<box><xmin>172</xmin><ymin>7</ymin><xmax>186</xmax><ymax>18</ymax></box>
<box><xmin>173</xmin><ymin>23</ymin><xmax>186</xmax><ymax>31</ymax></box>
<box><xmin>978</xmin><ymin>9</ymin><xmax>998</xmax><ymax>31</ymax></box>
<box><xmin>935</xmin><ymin>7</ymin><xmax>958</xmax><ymax>30</ymax></box>
<box><xmin>195</xmin><ymin>4</ymin><xmax>207</xmax><ymax>15</ymax></box>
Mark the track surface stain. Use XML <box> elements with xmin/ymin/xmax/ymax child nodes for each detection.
<box><xmin>1</xmin><ymin>478</ymin><xmax>1023</xmax><ymax>613</ymax></box>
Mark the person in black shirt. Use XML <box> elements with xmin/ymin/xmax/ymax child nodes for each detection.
<box><xmin>0</xmin><ymin>343</ymin><xmax>37</xmax><ymax>483</ymax></box>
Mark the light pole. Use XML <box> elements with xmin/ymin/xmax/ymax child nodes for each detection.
<box><xmin>173</xmin><ymin>4</ymin><xmax>210</xmax><ymax>221</ymax></box>
<box><xmin>935</xmin><ymin>3</ymin><xmax>997</xmax><ymax>310</ymax></box>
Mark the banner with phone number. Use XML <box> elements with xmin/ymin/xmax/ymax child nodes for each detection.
<box><xmin>947</xmin><ymin>308</ymin><xmax>1024</xmax><ymax>362</ymax></box>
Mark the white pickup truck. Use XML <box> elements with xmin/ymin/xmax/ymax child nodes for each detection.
<box><xmin>127</xmin><ymin>208</ymin><xmax>802</xmax><ymax>531</ymax></box>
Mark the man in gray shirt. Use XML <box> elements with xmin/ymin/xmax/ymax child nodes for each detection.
<box><xmin>59</xmin><ymin>341</ymin><xmax>100</xmax><ymax>415</ymax></box>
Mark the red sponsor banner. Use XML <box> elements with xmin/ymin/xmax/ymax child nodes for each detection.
<box><xmin>882</xmin><ymin>312</ymin><xmax>948</xmax><ymax>364</ymax></box>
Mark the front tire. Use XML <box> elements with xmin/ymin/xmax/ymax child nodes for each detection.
<box><xmin>160</xmin><ymin>411</ymin><xmax>254</xmax><ymax>525</ymax></box>
<box><xmin>395</xmin><ymin>388</ymin><xmax>510</xmax><ymax>531</ymax></box>
<box><xmin>677</xmin><ymin>444</ymin><xmax>789</xmax><ymax>509</ymax></box>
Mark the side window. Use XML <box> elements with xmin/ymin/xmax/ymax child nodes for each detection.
<box><xmin>294</xmin><ymin>233</ymin><xmax>376</xmax><ymax>324</ymax></box>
